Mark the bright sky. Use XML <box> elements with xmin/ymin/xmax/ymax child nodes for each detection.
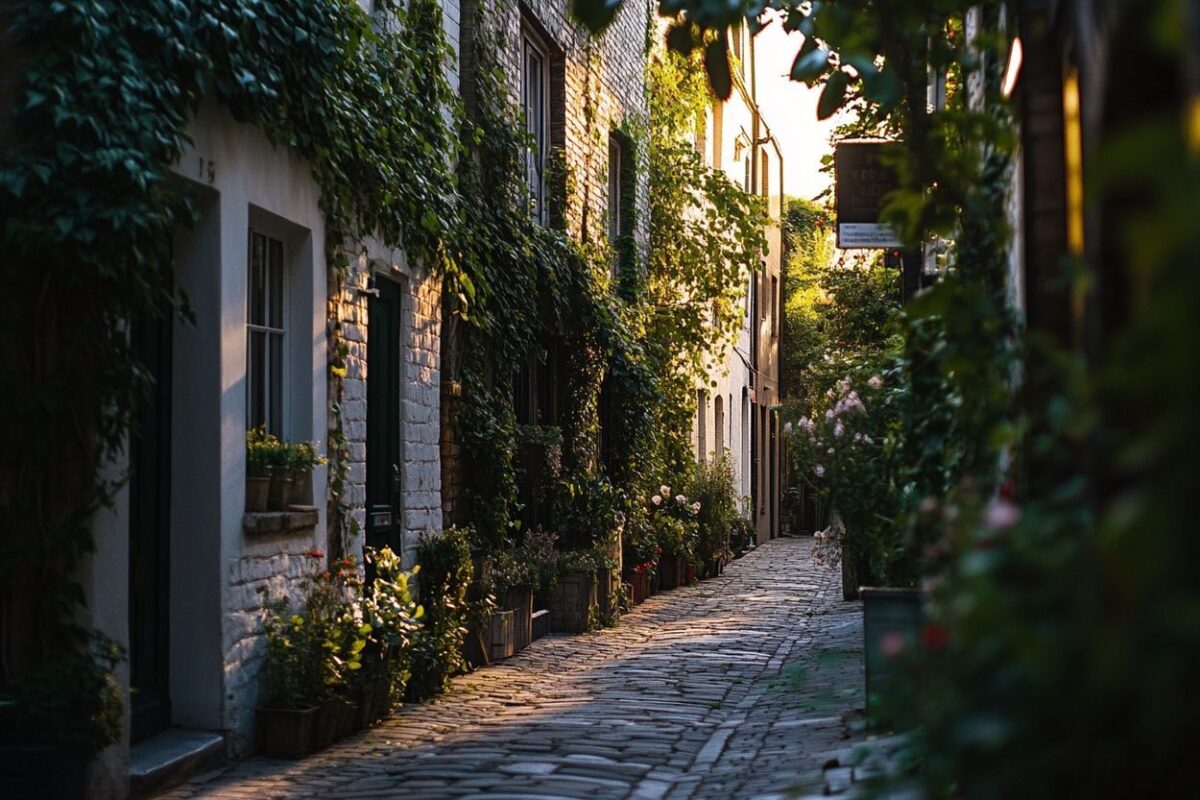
<box><xmin>753</xmin><ymin>18</ymin><xmax>852</xmax><ymax>201</ymax></box>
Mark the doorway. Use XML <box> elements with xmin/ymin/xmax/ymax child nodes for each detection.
<box><xmin>129</xmin><ymin>306</ymin><xmax>174</xmax><ymax>743</ymax></box>
<box><xmin>366</xmin><ymin>278</ymin><xmax>404</xmax><ymax>554</ymax></box>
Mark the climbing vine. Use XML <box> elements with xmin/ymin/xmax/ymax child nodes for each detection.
<box><xmin>0</xmin><ymin>0</ymin><xmax>461</xmax><ymax>673</ymax></box>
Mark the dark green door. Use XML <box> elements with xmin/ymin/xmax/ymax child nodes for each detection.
<box><xmin>366</xmin><ymin>279</ymin><xmax>403</xmax><ymax>554</ymax></box>
<box><xmin>129</xmin><ymin>307</ymin><xmax>173</xmax><ymax>743</ymax></box>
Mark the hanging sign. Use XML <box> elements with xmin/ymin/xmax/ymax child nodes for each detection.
<box><xmin>835</xmin><ymin>141</ymin><xmax>902</xmax><ymax>249</ymax></box>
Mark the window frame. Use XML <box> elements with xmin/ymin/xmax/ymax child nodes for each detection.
<box><xmin>246</xmin><ymin>227</ymin><xmax>288</xmax><ymax>438</ymax></box>
<box><xmin>522</xmin><ymin>27</ymin><xmax>551</xmax><ymax>226</ymax></box>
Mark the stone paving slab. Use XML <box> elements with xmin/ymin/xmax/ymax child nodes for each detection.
<box><xmin>158</xmin><ymin>538</ymin><xmax>866</xmax><ymax>800</ymax></box>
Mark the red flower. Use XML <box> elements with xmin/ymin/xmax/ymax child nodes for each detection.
<box><xmin>304</xmin><ymin>549</ymin><xmax>325</xmax><ymax>559</ymax></box>
<box><xmin>921</xmin><ymin>623</ymin><xmax>948</xmax><ymax>652</ymax></box>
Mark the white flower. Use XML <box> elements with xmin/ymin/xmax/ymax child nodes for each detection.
<box><xmin>919</xmin><ymin>496</ymin><xmax>938</xmax><ymax>514</ymax></box>
<box><xmin>675</xmin><ymin>494</ymin><xmax>687</xmax><ymax>505</ymax></box>
<box><xmin>784</xmin><ymin>421</ymin><xmax>793</xmax><ymax>435</ymax></box>
<box><xmin>824</xmin><ymin>409</ymin><xmax>834</xmax><ymax>420</ymax></box>
<box><xmin>692</xmin><ymin>501</ymin><xmax>701</xmax><ymax>512</ymax></box>
<box><xmin>868</xmin><ymin>375</ymin><xmax>883</xmax><ymax>389</ymax></box>
<box><xmin>799</xmin><ymin>416</ymin><xmax>814</xmax><ymax>432</ymax></box>
<box><xmin>983</xmin><ymin>498</ymin><xmax>1021</xmax><ymax>531</ymax></box>
<box><xmin>834</xmin><ymin>421</ymin><xmax>844</xmax><ymax>437</ymax></box>
<box><xmin>651</xmin><ymin>495</ymin><xmax>662</xmax><ymax>505</ymax></box>
<box><xmin>814</xmin><ymin>464</ymin><xmax>825</xmax><ymax>477</ymax></box>
<box><xmin>660</xmin><ymin>484</ymin><xmax>670</xmax><ymax>495</ymax></box>
<box><xmin>827</xmin><ymin>447</ymin><xmax>835</xmax><ymax>455</ymax></box>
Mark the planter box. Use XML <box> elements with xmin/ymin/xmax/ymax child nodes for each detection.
<box><xmin>356</xmin><ymin>679</ymin><xmax>391</xmax><ymax>728</ymax></box>
<box><xmin>531</xmin><ymin>608</ymin><xmax>550</xmax><ymax>640</ymax></box>
<box><xmin>462</xmin><ymin>620</ymin><xmax>490</xmax><ymax>670</ymax></box>
<box><xmin>596</xmin><ymin>567</ymin><xmax>618</xmax><ymax>624</ymax></box>
<box><xmin>489</xmin><ymin>609</ymin><xmax>515</xmax><ymax>661</ymax></box>
<box><xmin>245</xmin><ymin>475</ymin><xmax>269</xmax><ymax>512</ymax></box>
<box><xmin>505</xmin><ymin>589</ymin><xmax>534</xmax><ymax>652</ymax></box>
<box><xmin>256</xmin><ymin>705</ymin><xmax>319</xmax><ymax>758</ymax></box>
<box><xmin>683</xmin><ymin>561</ymin><xmax>697</xmax><ymax>585</ymax></box>
<box><xmin>658</xmin><ymin>554</ymin><xmax>681</xmax><ymax>590</ymax></box>
<box><xmin>313</xmin><ymin>698</ymin><xmax>356</xmax><ymax>750</ymax></box>
<box><xmin>266</xmin><ymin>468</ymin><xmax>292</xmax><ymax>512</ymax></box>
<box><xmin>548</xmin><ymin>571</ymin><xmax>597</xmax><ymax>634</ymax></box>
<box><xmin>627</xmin><ymin>571</ymin><xmax>649</xmax><ymax>605</ymax></box>
<box><xmin>861</xmin><ymin>587</ymin><xmax>923</xmax><ymax>720</ymax></box>
<box><xmin>287</xmin><ymin>467</ymin><xmax>312</xmax><ymax>506</ymax></box>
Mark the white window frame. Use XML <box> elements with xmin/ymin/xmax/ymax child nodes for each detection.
<box><xmin>247</xmin><ymin>228</ymin><xmax>287</xmax><ymax>438</ymax></box>
<box><xmin>522</xmin><ymin>29</ymin><xmax>550</xmax><ymax>225</ymax></box>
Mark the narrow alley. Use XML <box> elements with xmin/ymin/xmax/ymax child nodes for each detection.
<box><xmin>158</xmin><ymin>539</ymin><xmax>862</xmax><ymax>799</ymax></box>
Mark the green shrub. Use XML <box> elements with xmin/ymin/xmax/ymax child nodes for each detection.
<box><xmin>406</xmin><ymin>528</ymin><xmax>473</xmax><ymax>702</ymax></box>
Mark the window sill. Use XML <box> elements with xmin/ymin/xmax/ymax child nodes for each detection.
<box><xmin>243</xmin><ymin>507</ymin><xmax>319</xmax><ymax>536</ymax></box>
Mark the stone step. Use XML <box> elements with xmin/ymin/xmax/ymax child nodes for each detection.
<box><xmin>130</xmin><ymin>728</ymin><xmax>224</xmax><ymax>798</ymax></box>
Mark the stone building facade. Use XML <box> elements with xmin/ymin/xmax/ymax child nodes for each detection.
<box><xmin>692</xmin><ymin>25</ymin><xmax>785</xmax><ymax>543</ymax></box>
<box><xmin>58</xmin><ymin>1</ymin><xmax>461</xmax><ymax>795</ymax></box>
<box><xmin>441</xmin><ymin>0</ymin><xmax>653</xmax><ymax>524</ymax></box>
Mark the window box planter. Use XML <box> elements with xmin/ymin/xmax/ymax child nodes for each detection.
<box><xmin>287</xmin><ymin>467</ymin><xmax>312</xmax><ymax>506</ymax></box>
<box><xmin>861</xmin><ymin>587</ymin><xmax>923</xmax><ymax>720</ymax></box>
<box><xmin>245</xmin><ymin>475</ymin><xmax>270</xmax><ymax>512</ymax></box>
<box><xmin>504</xmin><ymin>589</ymin><xmax>534</xmax><ymax>653</ymax></box>
<box><xmin>256</xmin><ymin>705</ymin><xmax>319</xmax><ymax>759</ymax></box>
<box><xmin>548</xmin><ymin>571</ymin><xmax>597</xmax><ymax>634</ymax></box>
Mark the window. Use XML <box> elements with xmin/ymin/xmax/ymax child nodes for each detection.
<box><xmin>608</xmin><ymin>134</ymin><xmax>623</xmax><ymax>275</ymax></box>
<box><xmin>714</xmin><ymin>395</ymin><xmax>725</xmax><ymax>455</ymax></box>
<box><xmin>247</xmin><ymin>229</ymin><xmax>285</xmax><ymax>436</ymax></box>
<box><xmin>522</xmin><ymin>29</ymin><xmax>550</xmax><ymax>224</ymax></box>
<box><xmin>771</xmin><ymin>276</ymin><xmax>778</xmax><ymax>339</ymax></box>
<box><xmin>761</xmin><ymin>151</ymin><xmax>770</xmax><ymax>198</ymax></box>
<box><xmin>697</xmin><ymin>390</ymin><xmax>707</xmax><ymax>463</ymax></box>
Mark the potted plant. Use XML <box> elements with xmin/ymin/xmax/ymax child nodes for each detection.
<box><xmin>0</xmin><ymin>632</ymin><xmax>124</xmax><ymax>800</ymax></box>
<box><xmin>548</xmin><ymin>547</ymin><xmax>601</xmax><ymax>634</ymax></box>
<box><xmin>286</xmin><ymin>441</ymin><xmax>326</xmax><ymax>507</ymax></box>
<box><xmin>362</xmin><ymin>547</ymin><xmax>423</xmax><ymax>724</ymax></box>
<box><xmin>245</xmin><ymin>427</ymin><xmax>275</xmax><ymax>512</ymax></box>
<box><xmin>406</xmin><ymin>528</ymin><xmax>472</xmax><ymax>702</ymax></box>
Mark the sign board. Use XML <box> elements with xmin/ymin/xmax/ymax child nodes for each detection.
<box><xmin>835</xmin><ymin>141</ymin><xmax>902</xmax><ymax>249</ymax></box>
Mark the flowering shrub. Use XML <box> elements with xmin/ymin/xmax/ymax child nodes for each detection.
<box><xmin>687</xmin><ymin>453</ymin><xmax>740</xmax><ymax>566</ymax></box>
<box><xmin>786</xmin><ymin>369</ymin><xmax>918</xmax><ymax>586</ymax></box>
<box><xmin>643</xmin><ymin>482</ymin><xmax>700</xmax><ymax>561</ymax></box>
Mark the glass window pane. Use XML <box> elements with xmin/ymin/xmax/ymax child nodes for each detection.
<box><xmin>268</xmin><ymin>238</ymin><xmax>284</xmax><ymax>329</ymax></box>
<box><xmin>269</xmin><ymin>332</ymin><xmax>283</xmax><ymax>437</ymax></box>
<box><xmin>249</xmin><ymin>330</ymin><xmax>265</xmax><ymax>430</ymax></box>
<box><xmin>250</xmin><ymin>231</ymin><xmax>266</xmax><ymax>325</ymax></box>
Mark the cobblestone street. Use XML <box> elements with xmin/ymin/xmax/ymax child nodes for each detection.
<box><xmin>160</xmin><ymin>538</ymin><xmax>864</xmax><ymax>800</ymax></box>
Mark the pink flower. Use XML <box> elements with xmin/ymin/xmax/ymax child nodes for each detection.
<box><xmin>651</xmin><ymin>495</ymin><xmax>662</xmax><ymax>506</ymax></box>
<box><xmin>983</xmin><ymin>498</ymin><xmax>1021</xmax><ymax>531</ymax></box>
<box><xmin>834</xmin><ymin>421</ymin><xmax>844</xmax><ymax>437</ymax></box>
<box><xmin>868</xmin><ymin>375</ymin><xmax>883</xmax><ymax>389</ymax></box>
<box><xmin>814</xmin><ymin>464</ymin><xmax>825</xmax><ymax>477</ymax></box>
<box><xmin>799</xmin><ymin>417</ymin><xmax>814</xmax><ymax>432</ymax></box>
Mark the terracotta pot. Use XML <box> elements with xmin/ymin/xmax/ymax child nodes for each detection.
<box><xmin>256</xmin><ymin>705</ymin><xmax>319</xmax><ymax>758</ymax></box>
<box><xmin>627</xmin><ymin>571</ymin><xmax>649</xmax><ymax>605</ymax></box>
<box><xmin>245</xmin><ymin>475</ymin><xmax>270</xmax><ymax>512</ymax></box>
<box><xmin>658</xmin><ymin>554</ymin><xmax>680</xmax><ymax>590</ymax></box>
<box><xmin>684</xmin><ymin>561</ymin><xmax>697</xmax><ymax>585</ymax></box>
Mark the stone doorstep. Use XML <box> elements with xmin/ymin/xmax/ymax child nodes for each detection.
<box><xmin>129</xmin><ymin>728</ymin><xmax>225</xmax><ymax>799</ymax></box>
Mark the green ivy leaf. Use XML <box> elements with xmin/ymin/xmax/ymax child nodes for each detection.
<box><xmin>817</xmin><ymin>70</ymin><xmax>849</xmax><ymax>120</ymax></box>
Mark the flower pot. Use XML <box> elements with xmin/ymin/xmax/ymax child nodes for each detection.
<box><xmin>462</xmin><ymin>619</ymin><xmax>490</xmax><ymax>669</ymax></box>
<box><xmin>266</xmin><ymin>468</ymin><xmax>292</xmax><ymax>512</ymax></box>
<box><xmin>861</xmin><ymin>587</ymin><xmax>923</xmax><ymax>721</ymax></box>
<box><xmin>0</xmin><ymin>743</ymin><xmax>89</xmax><ymax>800</ymax></box>
<box><xmin>596</xmin><ymin>567</ymin><xmax>616</xmax><ymax>623</ymax></box>
<box><xmin>627</xmin><ymin>571</ymin><xmax>649</xmax><ymax>605</ymax></box>
<box><xmin>505</xmin><ymin>589</ymin><xmax>534</xmax><ymax>652</ymax></box>
<box><xmin>548</xmin><ymin>571</ymin><xmax>597</xmax><ymax>633</ymax></box>
<box><xmin>287</xmin><ymin>467</ymin><xmax>312</xmax><ymax>506</ymax></box>
<box><xmin>658</xmin><ymin>554</ymin><xmax>680</xmax><ymax>590</ymax></box>
<box><xmin>257</xmin><ymin>705</ymin><xmax>319</xmax><ymax>758</ymax></box>
<box><xmin>245</xmin><ymin>475</ymin><xmax>270</xmax><ymax>512</ymax></box>
<box><xmin>684</xmin><ymin>561</ymin><xmax>697</xmax><ymax>585</ymax></box>
<box><xmin>488</xmin><ymin>609</ymin><xmax>515</xmax><ymax>661</ymax></box>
